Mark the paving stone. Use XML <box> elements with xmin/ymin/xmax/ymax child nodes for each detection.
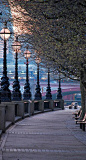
<box><xmin>0</xmin><ymin>109</ymin><xmax>86</xmax><ymax>160</ymax></box>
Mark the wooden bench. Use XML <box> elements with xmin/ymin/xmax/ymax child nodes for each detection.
<box><xmin>79</xmin><ymin>121</ymin><xmax>86</xmax><ymax>131</ymax></box>
<box><xmin>77</xmin><ymin>113</ymin><xmax>86</xmax><ymax>131</ymax></box>
<box><xmin>75</xmin><ymin>110</ymin><xmax>82</xmax><ymax>124</ymax></box>
<box><xmin>72</xmin><ymin>109</ymin><xmax>81</xmax><ymax>118</ymax></box>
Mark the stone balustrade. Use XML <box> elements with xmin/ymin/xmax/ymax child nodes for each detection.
<box><xmin>0</xmin><ymin>99</ymin><xmax>64</xmax><ymax>134</ymax></box>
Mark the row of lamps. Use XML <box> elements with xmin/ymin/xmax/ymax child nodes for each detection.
<box><xmin>0</xmin><ymin>22</ymin><xmax>62</xmax><ymax>102</ymax></box>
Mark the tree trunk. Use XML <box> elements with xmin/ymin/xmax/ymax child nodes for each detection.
<box><xmin>80</xmin><ymin>80</ymin><xmax>85</xmax><ymax>118</ymax></box>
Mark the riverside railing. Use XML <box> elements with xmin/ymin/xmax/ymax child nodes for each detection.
<box><xmin>0</xmin><ymin>99</ymin><xmax>64</xmax><ymax>134</ymax></box>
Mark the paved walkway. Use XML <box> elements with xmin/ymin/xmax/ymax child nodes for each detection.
<box><xmin>0</xmin><ymin>108</ymin><xmax>86</xmax><ymax>160</ymax></box>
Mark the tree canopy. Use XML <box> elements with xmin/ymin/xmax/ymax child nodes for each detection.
<box><xmin>7</xmin><ymin>0</ymin><xmax>86</xmax><ymax>81</ymax></box>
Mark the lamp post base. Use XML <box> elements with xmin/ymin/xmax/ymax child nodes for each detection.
<box><xmin>34</xmin><ymin>92</ymin><xmax>42</xmax><ymax>100</ymax></box>
<box><xmin>23</xmin><ymin>82</ymin><xmax>31</xmax><ymax>100</ymax></box>
<box><xmin>46</xmin><ymin>87</ymin><xmax>52</xmax><ymax>100</ymax></box>
<box><xmin>34</xmin><ymin>83</ymin><xmax>42</xmax><ymax>100</ymax></box>
<box><xmin>12</xmin><ymin>91</ymin><xmax>21</xmax><ymax>101</ymax></box>
<box><xmin>0</xmin><ymin>90</ymin><xmax>11</xmax><ymax>102</ymax></box>
<box><xmin>57</xmin><ymin>94</ymin><xmax>62</xmax><ymax>99</ymax></box>
<box><xmin>23</xmin><ymin>92</ymin><xmax>31</xmax><ymax>100</ymax></box>
<box><xmin>46</xmin><ymin>94</ymin><xmax>52</xmax><ymax>100</ymax></box>
<box><xmin>12</xmin><ymin>80</ymin><xmax>21</xmax><ymax>101</ymax></box>
<box><xmin>0</xmin><ymin>76</ymin><xmax>11</xmax><ymax>102</ymax></box>
<box><xmin>57</xmin><ymin>88</ymin><xmax>62</xmax><ymax>99</ymax></box>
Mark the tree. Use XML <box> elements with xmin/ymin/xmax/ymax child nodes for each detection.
<box><xmin>8</xmin><ymin>0</ymin><xmax>86</xmax><ymax>117</ymax></box>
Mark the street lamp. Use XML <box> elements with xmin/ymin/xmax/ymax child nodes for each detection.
<box><xmin>12</xmin><ymin>36</ymin><xmax>21</xmax><ymax>101</ymax></box>
<box><xmin>57</xmin><ymin>71</ymin><xmax>62</xmax><ymax>99</ymax></box>
<box><xmin>0</xmin><ymin>22</ymin><xmax>11</xmax><ymax>101</ymax></box>
<box><xmin>34</xmin><ymin>56</ymin><xmax>42</xmax><ymax>100</ymax></box>
<box><xmin>23</xmin><ymin>47</ymin><xmax>32</xmax><ymax>100</ymax></box>
<box><xmin>45</xmin><ymin>67</ymin><xmax>52</xmax><ymax>99</ymax></box>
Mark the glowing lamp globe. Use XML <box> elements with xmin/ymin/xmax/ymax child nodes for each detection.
<box><xmin>0</xmin><ymin>22</ymin><xmax>11</xmax><ymax>40</ymax></box>
<box><xmin>12</xmin><ymin>36</ymin><xmax>21</xmax><ymax>52</ymax></box>
<box><xmin>24</xmin><ymin>48</ymin><xmax>31</xmax><ymax>59</ymax></box>
<box><xmin>35</xmin><ymin>57</ymin><xmax>41</xmax><ymax>64</ymax></box>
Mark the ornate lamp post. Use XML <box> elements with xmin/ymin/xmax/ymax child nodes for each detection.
<box><xmin>12</xmin><ymin>36</ymin><xmax>21</xmax><ymax>101</ymax></box>
<box><xmin>0</xmin><ymin>22</ymin><xmax>11</xmax><ymax>101</ymax></box>
<box><xmin>45</xmin><ymin>67</ymin><xmax>52</xmax><ymax>99</ymax></box>
<box><xmin>23</xmin><ymin>47</ymin><xmax>32</xmax><ymax>100</ymax></box>
<box><xmin>34</xmin><ymin>56</ymin><xmax>42</xmax><ymax>100</ymax></box>
<box><xmin>57</xmin><ymin>71</ymin><xmax>62</xmax><ymax>99</ymax></box>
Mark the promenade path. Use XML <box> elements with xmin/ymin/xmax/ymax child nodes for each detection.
<box><xmin>0</xmin><ymin>108</ymin><xmax>86</xmax><ymax>160</ymax></box>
